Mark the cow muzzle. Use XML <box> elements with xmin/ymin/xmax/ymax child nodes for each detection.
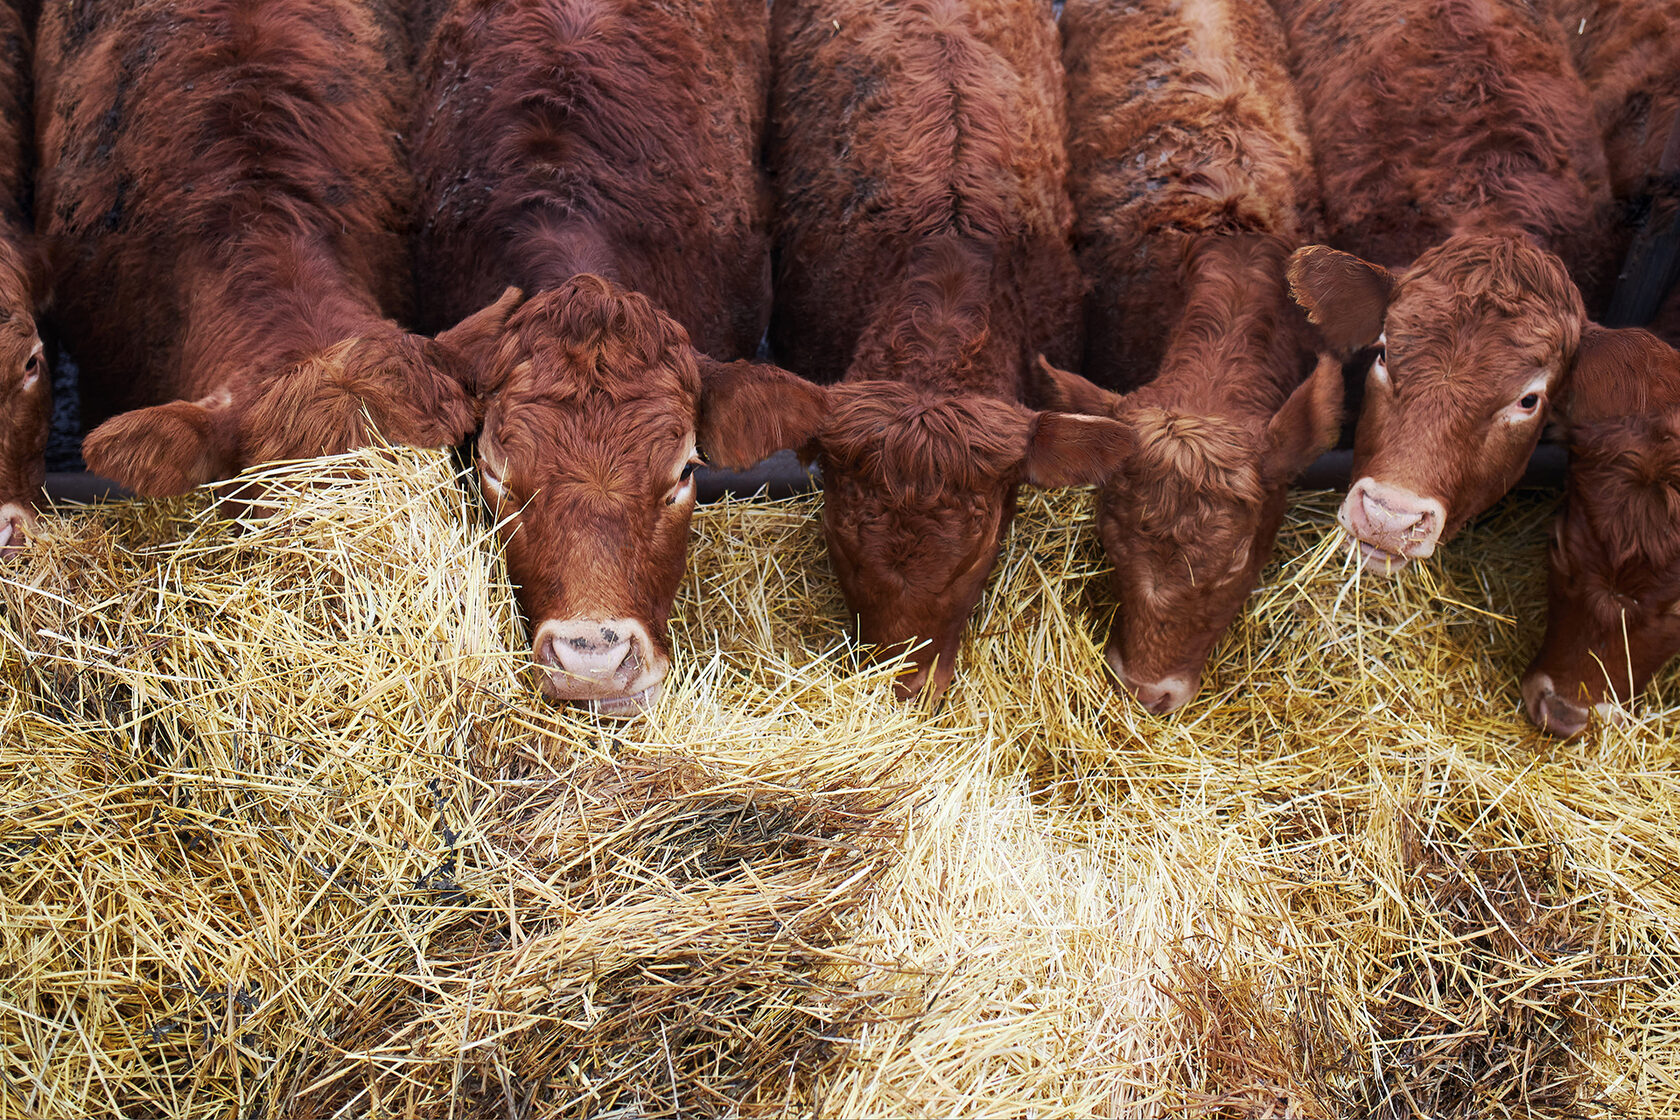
<box><xmin>1107</xmin><ymin>647</ymin><xmax>1198</xmax><ymax>715</ymax></box>
<box><xmin>1521</xmin><ymin>672</ymin><xmax>1624</xmax><ymax>739</ymax></box>
<box><xmin>1339</xmin><ymin>478</ymin><xmax>1446</xmax><ymax>574</ymax></box>
<box><xmin>0</xmin><ymin>502</ymin><xmax>35</xmax><ymax>559</ymax></box>
<box><xmin>892</xmin><ymin>649</ymin><xmax>958</xmax><ymax>709</ymax></box>
<box><xmin>533</xmin><ymin>617</ymin><xmax>667</xmax><ymax>717</ymax></box>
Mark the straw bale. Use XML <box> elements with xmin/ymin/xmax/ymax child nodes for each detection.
<box><xmin>2</xmin><ymin>445</ymin><xmax>1678</xmax><ymax>1118</ymax></box>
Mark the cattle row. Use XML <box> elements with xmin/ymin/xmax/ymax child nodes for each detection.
<box><xmin>0</xmin><ymin>0</ymin><xmax>1675</xmax><ymax>737</ymax></box>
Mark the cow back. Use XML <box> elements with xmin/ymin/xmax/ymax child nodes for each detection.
<box><xmin>411</xmin><ymin>0</ymin><xmax>771</xmax><ymax>362</ymax></box>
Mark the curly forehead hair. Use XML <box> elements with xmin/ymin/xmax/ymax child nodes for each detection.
<box><xmin>1396</xmin><ymin>235</ymin><xmax>1584</xmax><ymax>357</ymax></box>
<box><xmin>1116</xmin><ymin>407</ymin><xmax>1267</xmax><ymax>542</ymax></box>
<box><xmin>819</xmin><ymin>382</ymin><xmax>1032</xmax><ymax>506</ymax></box>
<box><xmin>491</xmin><ymin>274</ymin><xmax>700</xmax><ymax>406</ymax></box>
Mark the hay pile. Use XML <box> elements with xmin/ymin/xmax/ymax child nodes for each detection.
<box><xmin>1</xmin><ymin>445</ymin><xmax>1677</xmax><ymax>1118</ymax></box>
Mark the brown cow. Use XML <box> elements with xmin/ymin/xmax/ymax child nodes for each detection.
<box><xmin>768</xmin><ymin>0</ymin><xmax>1133</xmax><ymax>703</ymax></box>
<box><xmin>1034</xmin><ymin>0</ymin><xmax>1342</xmax><ymax>714</ymax></box>
<box><xmin>1523</xmin><ymin>325</ymin><xmax>1680</xmax><ymax>737</ymax></box>
<box><xmin>0</xmin><ymin>0</ymin><xmax>45</xmax><ymax>557</ymax></box>
<box><xmin>1552</xmin><ymin>0</ymin><xmax>1680</xmax><ymax>340</ymax></box>
<box><xmin>412</xmin><ymin>0</ymin><xmax>824</xmax><ymax>715</ymax></box>
<box><xmin>1277</xmin><ymin>0</ymin><xmax>1615</xmax><ymax>573</ymax></box>
<box><xmin>36</xmin><ymin>1</ymin><xmax>510</xmax><ymax>501</ymax></box>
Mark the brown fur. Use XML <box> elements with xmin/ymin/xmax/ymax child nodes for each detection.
<box><xmin>1278</xmin><ymin>0</ymin><xmax>1626</xmax><ymax>559</ymax></box>
<box><xmin>1551</xmin><ymin>0</ymin><xmax>1679</xmax><ymax>203</ymax></box>
<box><xmin>1525</xmin><ymin>325</ymin><xmax>1680</xmax><ymax>726</ymax></box>
<box><xmin>412</xmin><ymin>0</ymin><xmax>769</xmax><ymax>357</ymax></box>
<box><xmin>1295</xmin><ymin>236</ymin><xmax>1586</xmax><ymax>541</ymax></box>
<box><xmin>0</xmin><ymin>0</ymin><xmax>45</xmax><ymax>548</ymax></box>
<box><xmin>1060</xmin><ymin>0</ymin><xmax>1322</xmax><ymax>389</ymax></box>
<box><xmin>1551</xmin><ymin>0</ymin><xmax>1680</xmax><ymax>335</ymax></box>
<box><xmin>768</xmin><ymin>0</ymin><xmax>1121</xmax><ymax>700</ymax></box>
<box><xmin>38</xmin><ymin>0</ymin><xmax>495</xmax><ymax>498</ymax></box>
<box><xmin>1053</xmin><ymin>0</ymin><xmax>1339</xmax><ymax>700</ymax></box>
<box><xmin>412</xmin><ymin>1</ymin><xmax>820</xmax><ymax>697</ymax></box>
<box><xmin>1279</xmin><ymin>0</ymin><xmax>1613</xmax><ymax>285</ymax></box>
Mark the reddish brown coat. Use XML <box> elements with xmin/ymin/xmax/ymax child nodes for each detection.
<box><xmin>768</xmin><ymin>0</ymin><xmax>1131</xmax><ymax>702</ymax></box>
<box><xmin>1278</xmin><ymin>0</ymin><xmax>1614</xmax><ymax>571</ymax></box>
<box><xmin>38</xmin><ymin>0</ymin><xmax>502</xmax><ymax>498</ymax></box>
<box><xmin>1553</xmin><ymin>0</ymin><xmax>1680</xmax><ymax>342</ymax></box>
<box><xmin>413</xmin><ymin>0</ymin><xmax>824</xmax><ymax>713</ymax></box>
<box><xmin>1062</xmin><ymin>0</ymin><xmax>1321</xmax><ymax>389</ymax></box>
<box><xmin>0</xmin><ymin>0</ymin><xmax>45</xmax><ymax>555</ymax></box>
<box><xmin>1039</xmin><ymin>0</ymin><xmax>1340</xmax><ymax>714</ymax></box>
<box><xmin>1523</xmin><ymin>325</ymin><xmax>1680</xmax><ymax>736</ymax></box>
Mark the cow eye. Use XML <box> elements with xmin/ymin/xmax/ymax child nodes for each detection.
<box><xmin>478</xmin><ymin>457</ymin><xmax>507</xmax><ymax>501</ymax></box>
<box><xmin>679</xmin><ymin>461</ymin><xmax>699</xmax><ymax>482</ymax></box>
<box><xmin>1519</xmin><ymin>393</ymin><xmax>1540</xmax><ymax>410</ymax></box>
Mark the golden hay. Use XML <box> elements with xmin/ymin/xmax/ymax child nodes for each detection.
<box><xmin>1</xmin><ymin>445</ymin><xmax>1677</xmax><ymax>1118</ymax></box>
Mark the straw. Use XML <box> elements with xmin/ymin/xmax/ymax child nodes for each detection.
<box><xmin>2</xmin><ymin>446</ymin><xmax>1676</xmax><ymax>1117</ymax></box>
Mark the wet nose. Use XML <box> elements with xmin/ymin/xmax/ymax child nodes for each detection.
<box><xmin>1522</xmin><ymin>672</ymin><xmax>1589</xmax><ymax>738</ymax></box>
<box><xmin>532</xmin><ymin>617</ymin><xmax>666</xmax><ymax>714</ymax></box>
<box><xmin>1339</xmin><ymin>478</ymin><xmax>1446</xmax><ymax>567</ymax></box>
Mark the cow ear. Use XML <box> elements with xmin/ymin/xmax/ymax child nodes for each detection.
<box><xmin>1287</xmin><ymin>246</ymin><xmax>1395</xmax><ymax>356</ymax></box>
<box><xmin>695</xmin><ymin>356</ymin><xmax>828</xmax><ymax>470</ymax></box>
<box><xmin>82</xmin><ymin>395</ymin><xmax>242</xmax><ymax>496</ymax></box>
<box><xmin>1022</xmin><ymin>411</ymin><xmax>1134</xmax><ymax>488</ymax></box>
<box><xmin>1263</xmin><ymin>353</ymin><xmax>1344</xmax><ymax>481</ymax></box>
<box><xmin>1030</xmin><ymin>354</ymin><xmax>1125</xmax><ymax>416</ymax></box>
<box><xmin>432</xmin><ymin>286</ymin><xmax>524</xmax><ymax>394</ymax></box>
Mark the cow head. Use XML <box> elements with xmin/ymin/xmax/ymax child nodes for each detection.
<box><xmin>1522</xmin><ymin>328</ymin><xmax>1680</xmax><ymax>737</ymax></box>
<box><xmin>814</xmin><ymin>381</ymin><xmax>1132</xmax><ymax>704</ymax></box>
<box><xmin>0</xmin><ymin>312</ymin><xmax>46</xmax><ymax>558</ymax></box>
<box><xmin>81</xmin><ymin>288</ymin><xmax>524</xmax><ymax>496</ymax></box>
<box><xmin>0</xmin><ymin>239</ymin><xmax>48</xmax><ymax>558</ymax></box>
<box><xmin>1289</xmin><ymin>234</ymin><xmax>1584</xmax><ymax>573</ymax></box>
<box><xmin>471</xmin><ymin>275</ymin><xmax>825</xmax><ymax>716</ymax></box>
<box><xmin>1034</xmin><ymin>353</ymin><xmax>1342</xmax><ymax>713</ymax></box>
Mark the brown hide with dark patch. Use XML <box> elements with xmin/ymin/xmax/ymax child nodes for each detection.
<box><xmin>0</xmin><ymin>0</ymin><xmax>45</xmax><ymax>554</ymax></box>
<box><xmin>1524</xmin><ymin>325</ymin><xmax>1680</xmax><ymax>736</ymax></box>
<box><xmin>414</xmin><ymin>1</ymin><xmax>822</xmax><ymax>712</ymax></box>
<box><xmin>1055</xmin><ymin>0</ymin><xmax>1337</xmax><ymax>711</ymax></box>
<box><xmin>769</xmin><ymin>0</ymin><xmax>1112</xmax><ymax>701</ymax></box>
<box><xmin>1277</xmin><ymin>0</ymin><xmax>1613</xmax><ymax>570</ymax></box>
<box><xmin>39</xmin><ymin>0</ymin><xmax>486</xmax><ymax>497</ymax></box>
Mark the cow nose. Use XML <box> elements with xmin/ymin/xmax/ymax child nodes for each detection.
<box><xmin>532</xmin><ymin>617</ymin><xmax>666</xmax><ymax>714</ymax></box>
<box><xmin>1125</xmin><ymin>675</ymin><xmax>1195</xmax><ymax>715</ymax></box>
<box><xmin>891</xmin><ymin>647</ymin><xmax>957</xmax><ymax>710</ymax></box>
<box><xmin>1521</xmin><ymin>672</ymin><xmax>1589</xmax><ymax>738</ymax></box>
<box><xmin>1107</xmin><ymin>647</ymin><xmax>1197</xmax><ymax>714</ymax></box>
<box><xmin>0</xmin><ymin>502</ymin><xmax>35</xmax><ymax>559</ymax></box>
<box><xmin>1339</xmin><ymin>478</ymin><xmax>1446</xmax><ymax>568</ymax></box>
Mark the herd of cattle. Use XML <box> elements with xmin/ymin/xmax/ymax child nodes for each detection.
<box><xmin>0</xmin><ymin>0</ymin><xmax>1674</xmax><ymax>738</ymax></box>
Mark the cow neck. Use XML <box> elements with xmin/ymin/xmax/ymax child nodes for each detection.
<box><xmin>841</xmin><ymin>237</ymin><xmax>1017</xmax><ymax>405</ymax></box>
<box><xmin>179</xmin><ymin>232</ymin><xmax>392</xmax><ymax>400</ymax></box>
<box><xmin>1128</xmin><ymin>234</ymin><xmax>1300</xmax><ymax>423</ymax></box>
